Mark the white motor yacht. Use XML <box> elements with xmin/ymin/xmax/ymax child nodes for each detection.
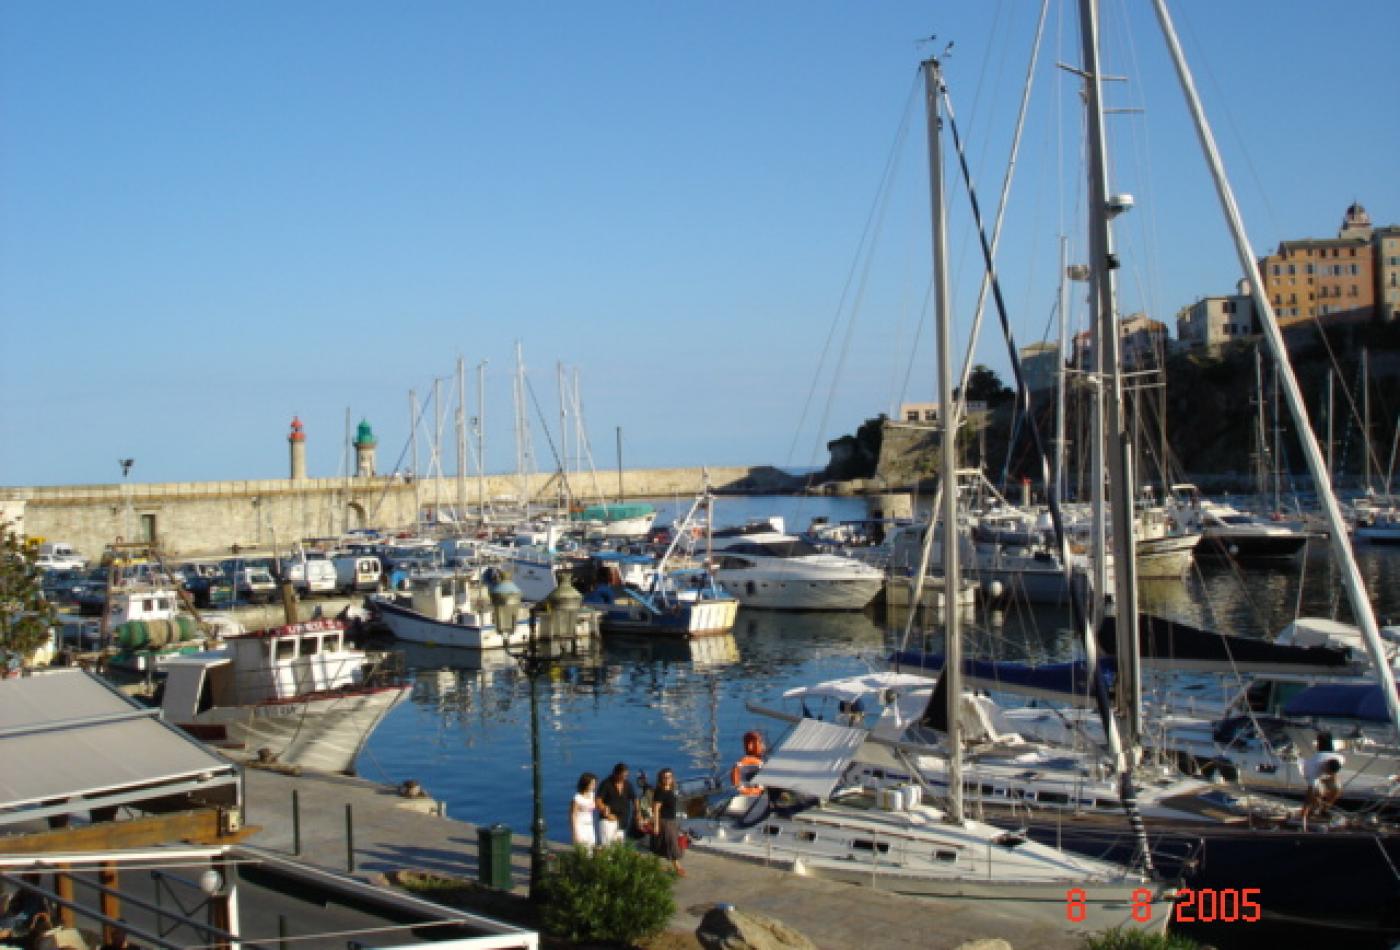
<box><xmin>710</xmin><ymin>530</ymin><xmax>883</xmax><ymax>610</ymax></box>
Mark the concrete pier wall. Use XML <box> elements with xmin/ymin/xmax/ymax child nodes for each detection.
<box><xmin>0</xmin><ymin>465</ymin><xmax>791</xmax><ymax>558</ymax></box>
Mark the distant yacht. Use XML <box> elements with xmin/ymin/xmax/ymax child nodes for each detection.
<box><xmin>709</xmin><ymin>518</ymin><xmax>883</xmax><ymax>610</ymax></box>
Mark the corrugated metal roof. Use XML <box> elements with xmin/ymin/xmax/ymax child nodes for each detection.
<box><xmin>752</xmin><ymin>718</ymin><xmax>870</xmax><ymax>801</ymax></box>
<box><xmin>0</xmin><ymin>670</ymin><xmax>237</xmax><ymax>824</ymax></box>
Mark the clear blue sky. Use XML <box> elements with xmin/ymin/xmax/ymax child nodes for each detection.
<box><xmin>3</xmin><ymin>1</ymin><xmax>1396</xmax><ymax>487</ymax></box>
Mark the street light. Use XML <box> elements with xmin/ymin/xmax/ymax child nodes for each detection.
<box><xmin>495</xmin><ymin>574</ymin><xmax>583</xmax><ymax>902</ymax></box>
<box><xmin>491</xmin><ymin>576</ymin><xmax>547</xmax><ymax>901</ymax></box>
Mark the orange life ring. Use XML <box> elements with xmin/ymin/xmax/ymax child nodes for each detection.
<box><xmin>731</xmin><ymin>754</ymin><xmax>764</xmax><ymax>796</ymax></box>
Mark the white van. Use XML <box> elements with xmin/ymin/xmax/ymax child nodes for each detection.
<box><xmin>280</xmin><ymin>556</ymin><xmax>338</xmax><ymax>596</ymax></box>
<box><xmin>333</xmin><ymin>555</ymin><xmax>382</xmax><ymax>593</ymax></box>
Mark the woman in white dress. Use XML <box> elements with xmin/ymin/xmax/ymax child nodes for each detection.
<box><xmin>570</xmin><ymin>772</ymin><xmax>599</xmax><ymax>847</ymax></box>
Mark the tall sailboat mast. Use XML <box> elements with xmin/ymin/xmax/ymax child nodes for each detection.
<box><xmin>476</xmin><ymin>360</ymin><xmax>488</xmax><ymax>518</ymax></box>
<box><xmin>1363</xmin><ymin>346</ymin><xmax>1373</xmax><ymax>494</ymax></box>
<box><xmin>922</xmin><ymin>52</ymin><xmax>962</xmax><ymax>824</ymax></box>
<box><xmin>456</xmin><ymin>357</ymin><xmax>468</xmax><ymax>522</ymax></box>
<box><xmin>1077</xmin><ymin>0</ymin><xmax>1142</xmax><ymax>751</ymax></box>
<box><xmin>1054</xmin><ymin>235</ymin><xmax>1071</xmax><ymax>503</ymax></box>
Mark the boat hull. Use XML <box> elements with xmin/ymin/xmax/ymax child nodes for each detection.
<box><xmin>1356</xmin><ymin>524</ymin><xmax>1400</xmax><ymax>545</ymax></box>
<box><xmin>714</xmin><ymin>571</ymin><xmax>882</xmax><ymax>610</ymax></box>
<box><xmin>1195</xmin><ymin>531</ymin><xmax>1307</xmax><ymax>562</ymax></box>
<box><xmin>373</xmin><ymin>597</ymin><xmax>532</xmax><ymax>650</ymax></box>
<box><xmin>181</xmin><ymin>685</ymin><xmax>409</xmax><ymax>774</ymax></box>
<box><xmin>1004</xmin><ymin>814</ymin><xmax>1400</xmax><ymax>941</ymax></box>
<box><xmin>594</xmin><ymin>598</ymin><xmax>739</xmax><ymax>637</ymax></box>
<box><xmin>1136</xmin><ymin>534</ymin><xmax>1198</xmax><ymax>577</ymax></box>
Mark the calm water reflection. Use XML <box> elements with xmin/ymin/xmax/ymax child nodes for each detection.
<box><xmin>359</xmin><ymin>498</ymin><xmax>1400</xmax><ymax>841</ymax></box>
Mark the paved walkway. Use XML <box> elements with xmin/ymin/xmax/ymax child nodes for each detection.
<box><xmin>241</xmin><ymin>767</ymin><xmax>1078</xmax><ymax>949</ymax></box>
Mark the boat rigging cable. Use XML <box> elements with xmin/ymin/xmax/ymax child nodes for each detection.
<box><xmin>1151</xmin><ymin>0</ymin><xmax>1400</xmax><ymax>735</ymax></box>
<box><xmin>938</xmin><ymin>68</ymin><xmax>1156</xmax><ymax>875</ymax></box>
<box><xmin>895</xmin><ymin>0</ymin><xmax>1048</xmax><ymax>660</ymax></box>
<box><xmin>783</xmin><ymin>73</ymin><xmax>919</xmax><ymax>473</ymax></box>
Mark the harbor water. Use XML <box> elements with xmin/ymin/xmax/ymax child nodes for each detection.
<box><xmin>360</xmin><ymin>494</ymin><xmax>1400</xmax><ymax>844</ymax></box>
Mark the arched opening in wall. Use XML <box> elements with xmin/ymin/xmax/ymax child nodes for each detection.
<box><xmin>346</xmin><ymin>502</ymin><xmax>367</xmax><ymax>530</ymax></box>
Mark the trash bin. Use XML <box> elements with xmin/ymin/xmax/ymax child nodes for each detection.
<box><xmin>477</xmin><ymin>824</ymin><xmax>513</xmax><ymax>889</ymax></box>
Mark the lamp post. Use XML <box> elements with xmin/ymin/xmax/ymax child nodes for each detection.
<box><xmin>492</xmin><ymin>576</ymin><xmax>548</xmax><ymax>900</ymax></box>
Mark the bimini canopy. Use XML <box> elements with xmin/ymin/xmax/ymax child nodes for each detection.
<box><xmin>0</xmin><ymin>670</ymin><xmax>239</xmax><ymax>828</ymax></box>
<box><xmin>782</xmin><ymin>672</ymin><xmax>934</xmax><ymax>705</ymax></box>
<box><xmin>752</xmin><ymin>719</ymin><xmax>870</xmax><ymax>801</ymax></box>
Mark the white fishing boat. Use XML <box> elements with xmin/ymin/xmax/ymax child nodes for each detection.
<box><xmin>372</xmin><ymin>568</ymin><xmax>601</xmax><ymax>650</ymax></box>
<box><xmin>372</xmin><ymin>573</ymin><xmax>534</xmax><ymax>650</ymax></box>
<box><xmin>570</xmin><ymin>502</ymin><xmax>657</xmax><ymax>539</ymax></box>
<box><xmin>160</xmin><ymin>618</ymin><xmax>409</xmax><ymax>774</ymax></box>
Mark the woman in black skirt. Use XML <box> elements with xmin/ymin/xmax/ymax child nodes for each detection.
<box><xmin>650</xmin><ymin>768</ymin><xmax>685</xmax><ymax>876</ymax></box>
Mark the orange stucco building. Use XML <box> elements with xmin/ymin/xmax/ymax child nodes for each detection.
<box><xmin>1257</xmin><ymin>203</ymin><xmax>1375</xmax><ymax>326</ymax></box>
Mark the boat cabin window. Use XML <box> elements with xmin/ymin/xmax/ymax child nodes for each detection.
<box><xmin>1037</xmin><ymin>791</ymin><xmax>1070</xmax><ymax>805</ymax></box>
<box><xmin>276</xmin><ymin>639</ymin><xmax>296</xmax><ymax>661</ymax></box>
<box><xmin>323</xmin><ymin>633</ymin><xmax>342</xmax><ymax>651</ymax></box>
<box><xmin>142</xmin><ymin>598</ymin><xmax>154</xmax><ymax>612</ymax></box>
<box><xmin>764</xmin><ymin>825</ymin><xmax>780</xmax><ymax>836</ymax></box>
<box><xmin>851</xmin><ymin>839</ymin><xmax>890</xmax><ymax>854</ymax></box>
<box><xmin>300</xmin><ymin>636</ymin><xmax>320</xmax><ymax>656</ymax></box>
<box><xmin>797</xmin><ymin>830</ymin><xmax>817</xmax><ymax>843</ymax></box>
<box><xmin>157</xmin><ymin>598</ymin><xmax>172</xmax><ymax>610</ymax></box>
<box><xmin>934</xmin><ymin>850</ymin><xmax>959</xmax><ymax>863</ymax></box>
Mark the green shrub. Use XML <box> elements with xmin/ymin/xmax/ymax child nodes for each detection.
<box><xmin>539</xmin><ymin>842</ymin><xmax>675</xmax><ymax>946</ymax></box>
<box><xmin>1081</xmin><ymin>928</ymin><xmax>1201</xmax><ymax>950</ymax></box>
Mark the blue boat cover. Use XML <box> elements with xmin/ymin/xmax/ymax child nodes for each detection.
<box><xmin>888</xmin><ymin>651</ymin><xmax>1116</xmax><ymax>696</ymax></box>
<box><xmin>1282</xmin><ymin>683</ymin><xmax>1396</xmax><ymax>723</ymax></box>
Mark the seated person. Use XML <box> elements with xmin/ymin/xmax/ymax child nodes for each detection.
<box><xmin>1301</xmin><ymin>758</ymin><xmax>1343</xmax><ymax>830</ymax></box>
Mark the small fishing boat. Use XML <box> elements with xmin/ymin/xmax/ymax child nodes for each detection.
<box><xmin>371</xmin><ymin>573</ymin><xmax>534</xmax><ymax>650</ymax></box>
<box><xmin>583</xmin><ymin>573</ymin><xmax>738</xmax><ymax>637</ymax></box>
<box><xmin>160</xmin><ymin>618</ymin><xmax>409</xmax><ymax>774</ymax></box>
<box><xmin>570</xmin><ymin>502</ymin><xmax>657</xmax><ymax>539</ymax></box>
<box><xmin>372</xmin><ymin>570</ymin><xmax>601</xmax><ymax>650</ymax></box>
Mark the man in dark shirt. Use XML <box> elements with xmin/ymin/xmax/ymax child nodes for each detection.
<box><xmin>595</xmin><ymin>762</ymin><xmax>636</xmax><ymax>845</ymax></box>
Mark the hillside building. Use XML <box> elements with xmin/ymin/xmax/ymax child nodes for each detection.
<box><xmin>1256</xmin><ymin>203</ymin><xmax>1380</xmax><ymax>325</ymax></box>
<box><xmin>1020</xmin><ymin>341</ymin><xmax>1061</xmax><ymax>392</ymax></box>
<box><xmin>1072</xmin><ymin>314</ymin><xmax>1168</xmax><ymax>371</ymax></box>
<box><xmin>1177</xmin><ymin>279</ymin><xmax>1259</xmax><ymax>350</ymax></box>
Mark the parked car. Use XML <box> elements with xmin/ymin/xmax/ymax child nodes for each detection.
<box><xmin>179</xmin><ymin>562</ymin><xmax>226</xmax><ymax>607</ymax></box>
<box><xmin>40</xmin><ymin>568</ymin><xmax>88</xmax><ymax>605</ymax></box>
<box><xmin>220</xmin><ymin>561</ymin><xmax>277</xmax><ymax>604</ymax></box>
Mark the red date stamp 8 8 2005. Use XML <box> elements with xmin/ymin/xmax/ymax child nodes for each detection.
<box><xmin>1064</xmin><ymin>887</ymin><xmax>1262</xmax><ymax>924</ymax></box>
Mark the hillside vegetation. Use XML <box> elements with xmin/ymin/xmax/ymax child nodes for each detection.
<box><xmin>824</xmin><ymin>322</ymin><xmax>1400</xmax><ymax>494</ymax></box>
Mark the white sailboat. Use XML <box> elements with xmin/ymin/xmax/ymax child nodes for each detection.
<box><xmin>687</xmin><ymin>49</ymin><xmax>1173</xmax><ymax>933</ymax></box>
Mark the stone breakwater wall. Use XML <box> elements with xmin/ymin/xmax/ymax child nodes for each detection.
<box><xmin>0</xmin><ymin>465</ymin><xmax>799</xmax><ymax>558</ymax></box>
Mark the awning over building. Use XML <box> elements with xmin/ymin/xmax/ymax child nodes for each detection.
<box><xmin>0</xmin><ymin>670</ymin><xmax>239</xmax><ymax>828</ymax></box>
